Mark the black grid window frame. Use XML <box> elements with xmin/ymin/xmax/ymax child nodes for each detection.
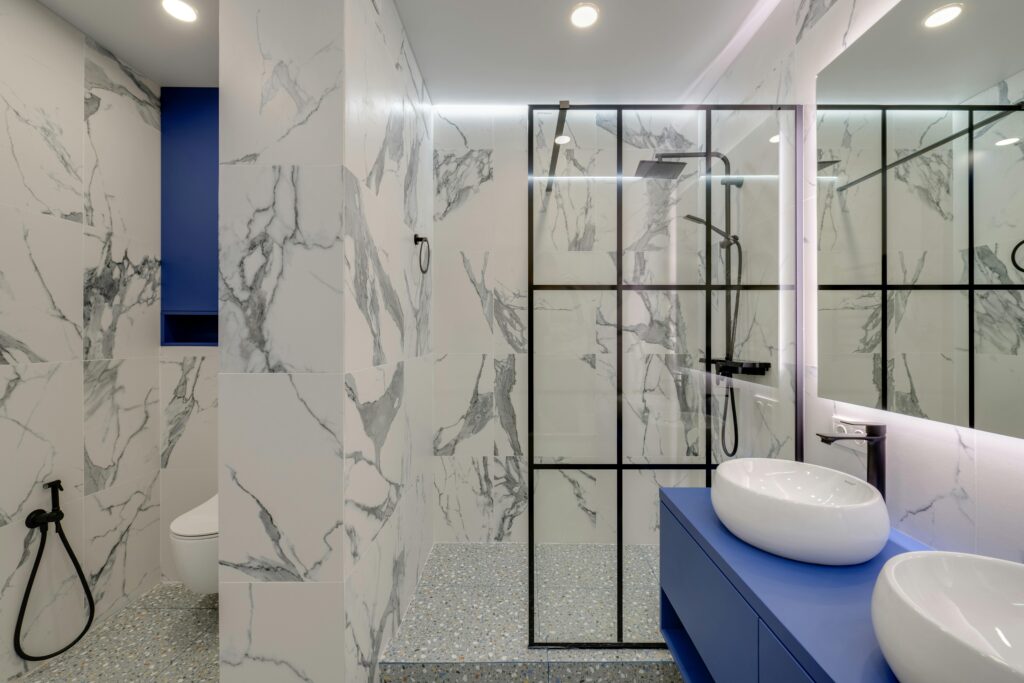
<box><xmin>527</xmin><ymin>103</ymin><xmax>802</xmax><ymax>649</ymax></box>
<box><xmin>817</xmin><ymin>104</ymin><xmax>1024</xmax><ymax>428</ymax></box>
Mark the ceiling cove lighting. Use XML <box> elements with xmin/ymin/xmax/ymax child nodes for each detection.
<box><xmin>554</xmin><ymin>134</ymin><xmax>572</xmax><ymax>145</ymax></box>
<box><xmin>769</xmin><ymin>134</ymin><xmax>781</xmax><ymax>144</ymax></box>
<box><xmin>923</xmin><ymin>3</ymin><xmax>962</xmax><ymax>28</ymax></box>
<box><xmin>996</xmin><ymin>137</ymin><xmax>1020</xmax><ymax>147</ymax></box>
<box><xmin>162</xmin><ymin>0</ymin><xmax>198</xmax><ymax>22</ymax></box>
<box><xmin>570</xmin><ymin>3</ymin><xmax>600</xmax><ymax>28</ymax></box>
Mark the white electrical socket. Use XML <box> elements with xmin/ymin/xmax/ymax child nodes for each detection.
<box><xmin>831</xmin><ymin>416</ymin><xmax>868</xmax><ymax>454</ymax></box>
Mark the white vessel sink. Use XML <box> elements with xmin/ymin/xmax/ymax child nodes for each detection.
<box><xmin>873</xmin><ymin>551</ymin><xmax>1024</xmax><ymax>683</ymax></box>
<box><xmin>711</xmin><ymin>458</ymin><xmax>889</xmax><ymax>565</ymax></box>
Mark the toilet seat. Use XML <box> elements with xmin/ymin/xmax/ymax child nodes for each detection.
<box><xmin>171</xmin><ymin>495</ymin><xmax>218</xmax><ymax>538</ymax></box>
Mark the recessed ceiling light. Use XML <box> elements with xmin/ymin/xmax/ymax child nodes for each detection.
<box><xmin>996</xmin><ymin>137</ymin><xmax>1021</xmax><ymax>147</ymax></box>
<box><xmin>162</xmin><ymin>0</ymin><xmax>197</xmax><ymax>22</ymax></box>
<box><xmin>570</xmin><ymin>3</ymin><xmax>600</xmax><ymax>28</ymax></box>
<box><xmin>923</xmin><ymin>3</ymin><xmax>962</xmax><ymax>28</ymax></box>
<box><xmin>769</xmin><ymin>134</ymin><xmax>780</xmax><ymax>144</ymax></box>
<box><xmin>554</xmin><ymin>134</ymin><xmax>572</xmax><ymax>145</ymax></box>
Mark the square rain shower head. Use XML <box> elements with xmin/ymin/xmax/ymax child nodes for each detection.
<box><xmin>634</xmin><ymin>159</ymin><xmax>687</xmax><ymax>180</ymax></box>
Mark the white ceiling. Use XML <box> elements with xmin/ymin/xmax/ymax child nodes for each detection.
<box><xmin>394</xmin><ymin>0</ymin><xmax>762</xmax><ymax>104</ymax></box>
<box><xmin>818</xmin><ymin>0</ymin><xmax>1024</xmax><ymax>104</ymax></box>
<box><xmin>39</xmin><ymin>0</ymin><xmax>218</xmax><ymax>87</ymax></box>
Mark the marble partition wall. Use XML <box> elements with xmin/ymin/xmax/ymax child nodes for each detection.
<box><xmin>218</xmin><ymin>0</ymin><xmax>433</xmax><ymax>680</ymax></box>
<box><xmin>695</xmin><ymin>0</ymin><xmax>1024</xmax><ymax>561</ymax></box>
<box><xmin>0</xmin><ymin>1</ymin><xmax>162</xmax><ymax>679</ymax></box>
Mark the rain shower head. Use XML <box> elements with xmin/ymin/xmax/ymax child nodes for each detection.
<box><xmin>634</xmin><ymin>153</ymin><xmax>688</xmax><ymax>180</ymax></box>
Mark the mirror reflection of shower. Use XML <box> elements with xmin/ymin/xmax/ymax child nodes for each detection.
<box><xmin>634</xmin><ymin>151</ymin><xmax>770</xmax><ymax>458</ymax></box>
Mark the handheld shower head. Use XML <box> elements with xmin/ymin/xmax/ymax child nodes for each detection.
<box><xmin>682</xmin><ymin>214</ymin><xmax>739</xmax><ymax>247</ymax></box>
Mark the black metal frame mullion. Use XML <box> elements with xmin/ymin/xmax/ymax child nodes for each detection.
<box><xmin>615</xmin><ymin>107</ymin><xmax>625</xmax><ymax>644</ymax></box>
<box><xmin>528</xmin><ymin>103</ymin><xmax>800</xmax><ymax>649</ymax></box>
<box><xmin>881</xmin><ymin>108</ymin><xmax>889</xmax><ymax>411</ymax></box>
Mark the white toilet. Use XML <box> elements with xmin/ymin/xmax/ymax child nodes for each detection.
<box><xmin>169</xmin><ymin>495</ymin><xmax>218</xmax><ymax>594</ymax></box>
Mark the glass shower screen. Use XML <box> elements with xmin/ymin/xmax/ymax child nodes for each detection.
<box><xmin>527</xmin><ymin>104</ymin><xmax>799</xmax><ymax>647</ymax></box>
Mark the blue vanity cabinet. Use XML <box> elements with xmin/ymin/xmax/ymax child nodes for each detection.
<box><xmin>659</xmin><ymin>488</ymin><xmax>928</xmax><ymax>683</ymax></box>
<box><xmin>759</xmin><ymin>621</ymin><xmax>814</xmax><ymax>683</ymax></box>
<box><xmin>660</xmin><ymin>513</ymin><xmax>758</xmax><ymax>683</ymax></box>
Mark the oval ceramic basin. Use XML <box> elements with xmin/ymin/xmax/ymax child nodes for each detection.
<box><xmin>711</xmin><ymin>458</ymin><xmax>889</xmax><ymax>565</ymax></box>
<box><xmin>872</xmin><ymin>551</ymin><xmax>1024</xmax><ymax>683</ymax></box>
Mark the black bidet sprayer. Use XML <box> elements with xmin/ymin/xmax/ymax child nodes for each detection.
<box><xmin>13</xmin><ymin>480</ymin><xmax>95</xmax><ymax>661</ymax></box>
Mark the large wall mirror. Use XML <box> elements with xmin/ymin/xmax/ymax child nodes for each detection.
<box><xmin>816</xmin><ymin>0</ymin><xmax>1024</xmax><ymax>438</ymax></box>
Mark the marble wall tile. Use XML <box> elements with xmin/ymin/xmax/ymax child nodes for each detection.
<box><xmin>433</xmin><ymin>249</ymin><xmax>492</xmax><ymax>354</ymax></box>
<box><xmin>434</xmin><ymin>147</ymin><xmax>495</xmax><ymax>250</ymax></box>
<box><xmin>343</xmin><ymin>361</ymin><xmax>411</xmax><ymax>573</ymax></box>
<box><xmin>886</xmin><ymin>111</ymin><xmax>968</xmax><ymax>285</ymax></box>
<box><xmin>885</xmin><ymin>420</ymin><xmax>975</xmax><ymax>552</ymax></box>
<box><xmin>973</xmin><ymin>289</ymin><xmax>1024</xmax><ymax>438</ymax></box>
<box><xmin>623</xmin><ymin>353</ymin><xmax>704</xmax><ymax>465</ymax></box>
<box><xmin>83</xmin><ymin>470</ymin><xmax>160</xmax><ymax>616</ymax></box>
<box><xmin>83</xmin><ymin>357</ymin><xmax>159</xmax><ymax>496</ymax></box>
<box><xmin>341</xmin><ymin>165</ymin><xmax>406</xmax><ymax>371</ymax></box>
<box><xmin>817</xmin><ymin>289</ymin><xmax>881</xmax><ymax>407</ymax></box>
<box><xmin>0</xmin><ymin>361</ymin><xmax>83</xmax><ymax>527</ymax></box>
<box><xmin>816</xmin><ymin>109</ymin><xmax>883</xmax><ymax>285</ymax></box>
<box><xmin>219</xmin><ymin>0</ymin><xmax>343</xmax><ymax>166</ymax></box>
<box><xmin>494</xmin><ymin>353</ymin><xmax>527</xmax><ymax>458</ymax></box>
<box><xmin>433</xmin><ymin>354</ymin><xmax>493</xmax><ymax>459</ymax></box>
<box><xmin>83</xmin><ymin>38</ymin><xmax>160</xmax><ymax>253</ymax></box>
<box><xmin>887</xmin><ymin>289</ymin><xmax>969</xmax><ymax>426</ymax></box>
<box><xmin>0</xmin><ymin>493</ymin><xmax>87</xmax><ymax>681</ymax></box>
<box><xmin>432</xmin><ymin>455</ymin><xmax>528</xmax><ymax>543</ymax></box>
<box><xmin>221</xmin><ymin>581</ymin><xmax>345</xmax><ymax>683</ymax></box>
<box><xmin>534</xmin><ymin>469</ymin><xmax>616</xmax><ymax>545</ymax></box>
<box><xmin>796</xmin><ymin>0</ymin><xmax>842</xmax><ymax>44</ymax></box>
<box><xmin>160</xmin><ymin>349</ymin><xmax>218</xmax><ymax>470</ymax></box>
<box><xmin>623</xmin><ymin>469</ymin><xmax>705</xmax><ymax>546</ymax></box>
<box><xmin>344</xmin><ymin>481</ymin><xmax>427</xmax><ymax>683</ymax></box>
<box><xmin>0</xmin><ymin>207</ymin><xmax>82</xmax><ymax>364</ymax></box>
<box><xmin>82</xmin><ymin>231</ymin><xmax>160</xmax><ymax>361</ymax></box>
<box><xmin>975</xmin><ymin>430</ymin><xmax>1024</xmax><ymax>563</ymax></box>
<box><xmin>0</xmin><ymin>0</ymin><xmax>83</xmax><ymax>222</ymax></box>
<box><xmin>219</xmin><ymin>164</ymin><xmax>344</xmax><ymax>374</ymax></box>
<box><xmin>219</xmin><ymin>372</ymin><xmax>344</xmax><ymax>583</ymax></box>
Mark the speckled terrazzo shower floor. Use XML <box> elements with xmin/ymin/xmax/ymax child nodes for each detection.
<box><xmin>380</xmin><ymin>543</ymin><xmax>682</xmax><ymax>682</ymax></box>
<box><xmin>17</xmin><ymin>583</ymin><xmax>217</xmax><ymax>683</ymax></box>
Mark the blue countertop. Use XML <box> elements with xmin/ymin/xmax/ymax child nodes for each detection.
<box><xmin>660</xmin><ymin>488</ymin><xmax>929</xmax><ymax>683</ymax></box>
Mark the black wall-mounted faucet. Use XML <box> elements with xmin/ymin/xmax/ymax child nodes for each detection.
<box><xmin>816</xmin><ymin>422</ymin><xmax>887</xmax><ymax>500</ymax></box>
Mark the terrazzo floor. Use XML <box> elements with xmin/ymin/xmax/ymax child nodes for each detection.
<box><xmin>380</xmin><ymin>543</ymin><xmax>682</xmax><ymax>682</ymax></box>
<box><xmin>18</xmin><ymin>583</ymin><xmax>218</xmax><ymax>683</ymax></box>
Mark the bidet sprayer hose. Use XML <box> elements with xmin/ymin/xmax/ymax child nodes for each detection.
<box><xmin>13</xmin><ymin>481</ymin><xmax>95</xmax><ymax>661</ymax></box>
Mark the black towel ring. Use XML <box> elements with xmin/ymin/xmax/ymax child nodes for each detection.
<box><xmin>414</xmin><ymin>234</ymin><xmax>430</xmax><ymax>274</ymax></box>
<box><xmin>1012</xmin><ymin>239</ymin><xmax>1024</xmax><ymax>273</ymax></box>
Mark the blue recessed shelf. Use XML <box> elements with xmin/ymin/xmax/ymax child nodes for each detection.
<box><xmin>161</xmin><ymin>87</ymin><xmax>218</xmax><ymax>346</ymax></box>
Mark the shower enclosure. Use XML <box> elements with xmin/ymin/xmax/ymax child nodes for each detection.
<box><xmin>527</xmin><ymin>104</ymin><xmax>800</xmax><ymax>647</ymax></box>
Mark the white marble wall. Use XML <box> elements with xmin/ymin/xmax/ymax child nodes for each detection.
<box><xmin>218</xmin><ymin>0</ymin><xmax>433</xmax><ymax>680</ymax></box>
<box><xmin>431</xmin><ymin>106</ymin><xmax>530</xmax><ymax>543</ymax></box>
<box><xmin>218</xmin><ymin>0</ymin><xmax>348</xmax><ymax>679</ymax></box>
<box><xmin>0</xmin><ymin>1</ymin><xmax>162</xmax><ymax>679</ymax></box>
<box><xmin>342</xmin><ymin>0</ymin><xmax>434</xmax><ymax>678</ymax></box>
<box><xmin>697</xmin><ymin>0</ymin><xmax>1024</xmax><ymax>561</ymax></box>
